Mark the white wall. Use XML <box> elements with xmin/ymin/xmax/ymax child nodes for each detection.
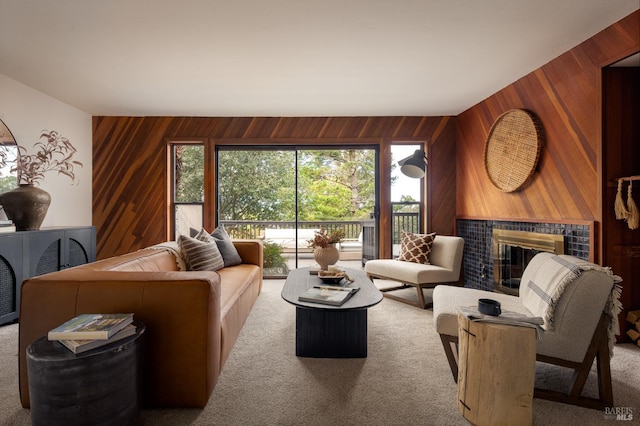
<box><xmin>0</xmin><ymin>74</ymin><xmax>92</xmax><ymax>227</ymax></box>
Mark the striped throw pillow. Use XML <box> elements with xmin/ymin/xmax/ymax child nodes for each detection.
<box><xmin>178</xmin><ymin>234</ymin><xmax>225</xmax><ymax>272</ymax></box>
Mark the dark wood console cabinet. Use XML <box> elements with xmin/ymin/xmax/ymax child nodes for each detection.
<box><xmin>0</xmin><ymin>226</ymin><xmax>96</xmax><ymax>326</ymax></box>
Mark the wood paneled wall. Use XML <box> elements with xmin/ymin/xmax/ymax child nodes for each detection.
<box><xmin>603</xmin><ymin>66</ymin><xmax>640</xmax><ymax>340</ymax></box>
<box><xmin>456</xmin><ymin>10</ymin><xmax>639</xmax><ymax>335</ymax></box>
<box><xmin>93</xmin><ymin>116</ymin><xmax>456</xmax><ymax>259</ymax></box>
<box><xmin>456</xmin><ymin>10</ymin><xmax>639</xmax><ymax>256</ymax></box>
<box><xmin>93</xmin><ymin>10</ymin><xmax>638</xmax><ymax>266</ymax></box>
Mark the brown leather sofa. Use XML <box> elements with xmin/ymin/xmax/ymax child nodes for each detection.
<box><xmin>18</xmin><ymin>240</ymin><xmax>263</xmax><ymax>409</ymax></box>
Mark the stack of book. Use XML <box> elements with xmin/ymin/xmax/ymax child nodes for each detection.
<box><xmin>48</xmin><ymin>313</ymin><xmax>136</xmax><ymax>354</ymax></box>
<box><xmin>0</xmin><ymin>219</ymin><xmax>15</xmax><ymax>234</ymax></box>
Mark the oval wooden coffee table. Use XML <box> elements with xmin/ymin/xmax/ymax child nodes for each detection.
<box><xmin>281</xmin><ymin>267</ymin><xmax>382</xmax><ymax>358</ymax></box>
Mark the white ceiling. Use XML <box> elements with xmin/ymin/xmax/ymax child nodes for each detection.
<box><xmin>1</xmin><ymin>1</ymin><xmax>638</xmax><ymax>117</ymax></box>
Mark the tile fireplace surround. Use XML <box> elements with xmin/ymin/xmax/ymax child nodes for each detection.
<box><xmin>456</xmin><ymin>219</ymin><xmax>591</xmax><ymax>292</ymax></box>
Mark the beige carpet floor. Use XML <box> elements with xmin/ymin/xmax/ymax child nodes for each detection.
<box><xmin>1</xmin><ymin>279</ymin><xmax>639</xmax><ymax>425</ymax></box>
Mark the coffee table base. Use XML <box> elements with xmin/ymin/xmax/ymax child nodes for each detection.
<box><xmin>296</xmin><ymin>307</ymin><xmax>367</xmax><ymax>358</ymax></box>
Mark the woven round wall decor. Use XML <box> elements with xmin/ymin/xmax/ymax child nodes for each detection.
<box><xmin>483</xmin><ymin>109</ymin><xmax>544</xmax><ymax>192</ymax></box>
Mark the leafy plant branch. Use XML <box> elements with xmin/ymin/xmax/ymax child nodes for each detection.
<box><xmin>2</xmin><ymin>130</ymin><xmax>83</xmax><ymax>186</ymax></box>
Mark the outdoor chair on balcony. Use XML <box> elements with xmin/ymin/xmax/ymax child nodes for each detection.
<box><xmin>365</xmin><ymin>234</ymin><xmax>464</xmax><ymax>309</ymax></box>
<box><xmin>263</xmin><ymin>228</ymin><xmax>318</xmax><ymax>253</ymax></box>
<box><xmin>432</xmin><ymin>252</ymin><xmax>622</xmax><ymax>410</ymax></box>
<box><xmin>338</xmin><ymin>231</ymin><xmax>363</xmax><ymax>261</ymax></box>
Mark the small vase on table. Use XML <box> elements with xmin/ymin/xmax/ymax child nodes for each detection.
<box><xmin>313</xmin><ymin>244</ymin><xmax>340</xmax><ymax>271</ymax></box>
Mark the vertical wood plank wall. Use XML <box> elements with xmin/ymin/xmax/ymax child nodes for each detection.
<box><xmin>93</xmin><ymin>116</ymin><xmax>456</xmax><ymax>259</ymax></box>
<box><xmin>456</xmin><ymin>11</ymin><xmax>639</xmax><ymax>254</ymax></box>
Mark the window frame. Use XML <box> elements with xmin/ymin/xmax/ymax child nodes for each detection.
<box><xmin>168</xmin><ymin>139</ymin><xmax>207</xmax><ymax>240</ymax></box>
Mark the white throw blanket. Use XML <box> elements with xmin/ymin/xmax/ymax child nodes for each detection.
<box><xmin>522</xmin><ymin>254</ymin><xmax>582</xmax><ymax>330</ymax></box>
<box><xmin>572</xmin><ymin>257</ymin><xmax>623</xmax><ymax>358</ymax></box>
<box><xmin>148</xmin><ymin>241</ymin><xmax>187</xmax><ymax>271</ymax></box>
<box><xmin>522</xmin><ymin>254</ymin><xmax>622</xmax><ymax>357</ymax></box>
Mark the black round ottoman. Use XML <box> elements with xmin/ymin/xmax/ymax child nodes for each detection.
<box><xmin>26</xmin><ymin>320</ymin><xmax>145</xmax><ymax>426</ymax></box>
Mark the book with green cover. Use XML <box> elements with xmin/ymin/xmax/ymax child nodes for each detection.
<box><xmin>298</xmin><ymin>286</ymin><xmax>359</xmax><ymax>306</ymax></box>
<box><xmin>58</xmin><ymin>324</ymin><xmax>137</xmax><ymax>354</ymax></box>
<box><xmin>48</xmin><ymin>313</ymin><xmax>134</xmax><ymax>341</ymax></box>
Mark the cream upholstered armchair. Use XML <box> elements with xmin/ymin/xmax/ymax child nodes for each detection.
<box><xmin>433</xmin><ymin>252</ymin><xmax>622</xmax><ymax>410</ymax></box>
<box><xmin>365</xmin><ymin>235</ymin><xmax>464</xmax><ymax>309</ymax></box>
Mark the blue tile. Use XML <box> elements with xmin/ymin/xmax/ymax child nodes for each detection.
<box><xmin>457</xmin><ymin>219</ymin><xmax>590</xmax><ymax>291</ymax></box>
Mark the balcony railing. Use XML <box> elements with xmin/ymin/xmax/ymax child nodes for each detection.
<box><xmin>219</xmin><ymin>209</ymin><xmax>420</xmax><ymax>278</ymax></box>
<box><xmin>391</xmin><ymin>202</ymin><xmax>421</xmax><ymax>245</ymax></box>
<box><xmin>178</xmin><ymin>200</ymin><xmax>421</xmax><ymax>250</ymax></box>
<box><xmin>219</xmin><ymin>220</ymin><xmax>363</xmax><ymax>241</ymax></box>
<box><xmin>221</xmin><ymin>205</ymin><xmax>420</xmax><ymax>256</ymax></box>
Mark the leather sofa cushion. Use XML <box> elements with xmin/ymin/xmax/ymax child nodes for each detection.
<box><xmin>88</xmin><ymin>249</ymin><xmax>181</xmax><ymax>272</ymax></box>
<box><xmin>217</xmin><ymin>264</ymin><xmax>262</xmax><ymax>368</ymax></box>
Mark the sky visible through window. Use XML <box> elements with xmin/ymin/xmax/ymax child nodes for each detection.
<box><xmin>391</xmin><ymin>145</ymin><xmax>421</xmax><ymax>202</ymax></box>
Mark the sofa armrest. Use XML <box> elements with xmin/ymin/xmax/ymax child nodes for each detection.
<box><xmin>233</xmin><ymin>239</ymin><xmax>263</xmax><ymax>268</ymax></box>
<box><xmin>19</xmin><ymin>270</ymin><xmax>222</xmax><ymax>409</ymax></box>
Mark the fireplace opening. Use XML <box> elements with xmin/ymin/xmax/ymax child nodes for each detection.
<box><xmin>493</xmin><ymin>229</ymin><xmax>564</xmax><ymax>296</ymax></box>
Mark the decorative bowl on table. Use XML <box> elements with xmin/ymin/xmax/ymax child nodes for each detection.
<box><xmin>317</xmin><ymin>270</ymin><xmax>352</xmax><ymax>284</ymax></box>
<box><xmin>318</xmin><ymin>275</ymin><xmax>345</xmax><ymax>284</ymax></box>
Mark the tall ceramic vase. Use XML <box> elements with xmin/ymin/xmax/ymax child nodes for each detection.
<box><xmin>313</xmin><ymin>244</ymin><xmax>340</xmax><ymax>270</ymax></box>
<box><xmin>0</xmin><ymin>184</ymin><xmax>51</xmax><ymax>231</ymax></box>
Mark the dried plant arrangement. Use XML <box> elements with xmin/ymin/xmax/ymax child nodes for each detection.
<box><xmin>1</xmin><ymin>130</ymin><xmax>83</xmax><ymax>185</ymax></box>
<box><xmin>308</xmin><ymin>227</ymin><xmax>345</xmax><ymax>248</ymax></box>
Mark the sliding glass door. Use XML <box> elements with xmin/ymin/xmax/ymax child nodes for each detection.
<box><xmin>217</xmin><ymin>148</ymin><xmax>296</xmax><ymax>277</ymax></box>
<box><xmin>217</xmin><ymin>146</ymin><xmax>378</xmax><ymax>278</ymax></box>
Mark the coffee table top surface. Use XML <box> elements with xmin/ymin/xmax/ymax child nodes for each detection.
<box><xmin>282</xmin><ymin>267</ymin><xmax>383</xmax><ymax>310</ymax></box>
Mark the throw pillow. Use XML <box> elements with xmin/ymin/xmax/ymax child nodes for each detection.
<box><xmin>194</xmin><ymin>227</ymin><xmax>215</xmax><ymax>243</ymax></box>
<box><xmin>211</xmin><ymin>224</ymin><xmax>243</xmax><ymax>267</ymax></box>
<box><xmin>177</xmin><ymin>234</ymin><xmax>224</xmax><ymax>272</ymax></box>
<box><xmin>397</xmin><ymin>231</ymin><xmax>436</xmax><ymax>264</ymax></box>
